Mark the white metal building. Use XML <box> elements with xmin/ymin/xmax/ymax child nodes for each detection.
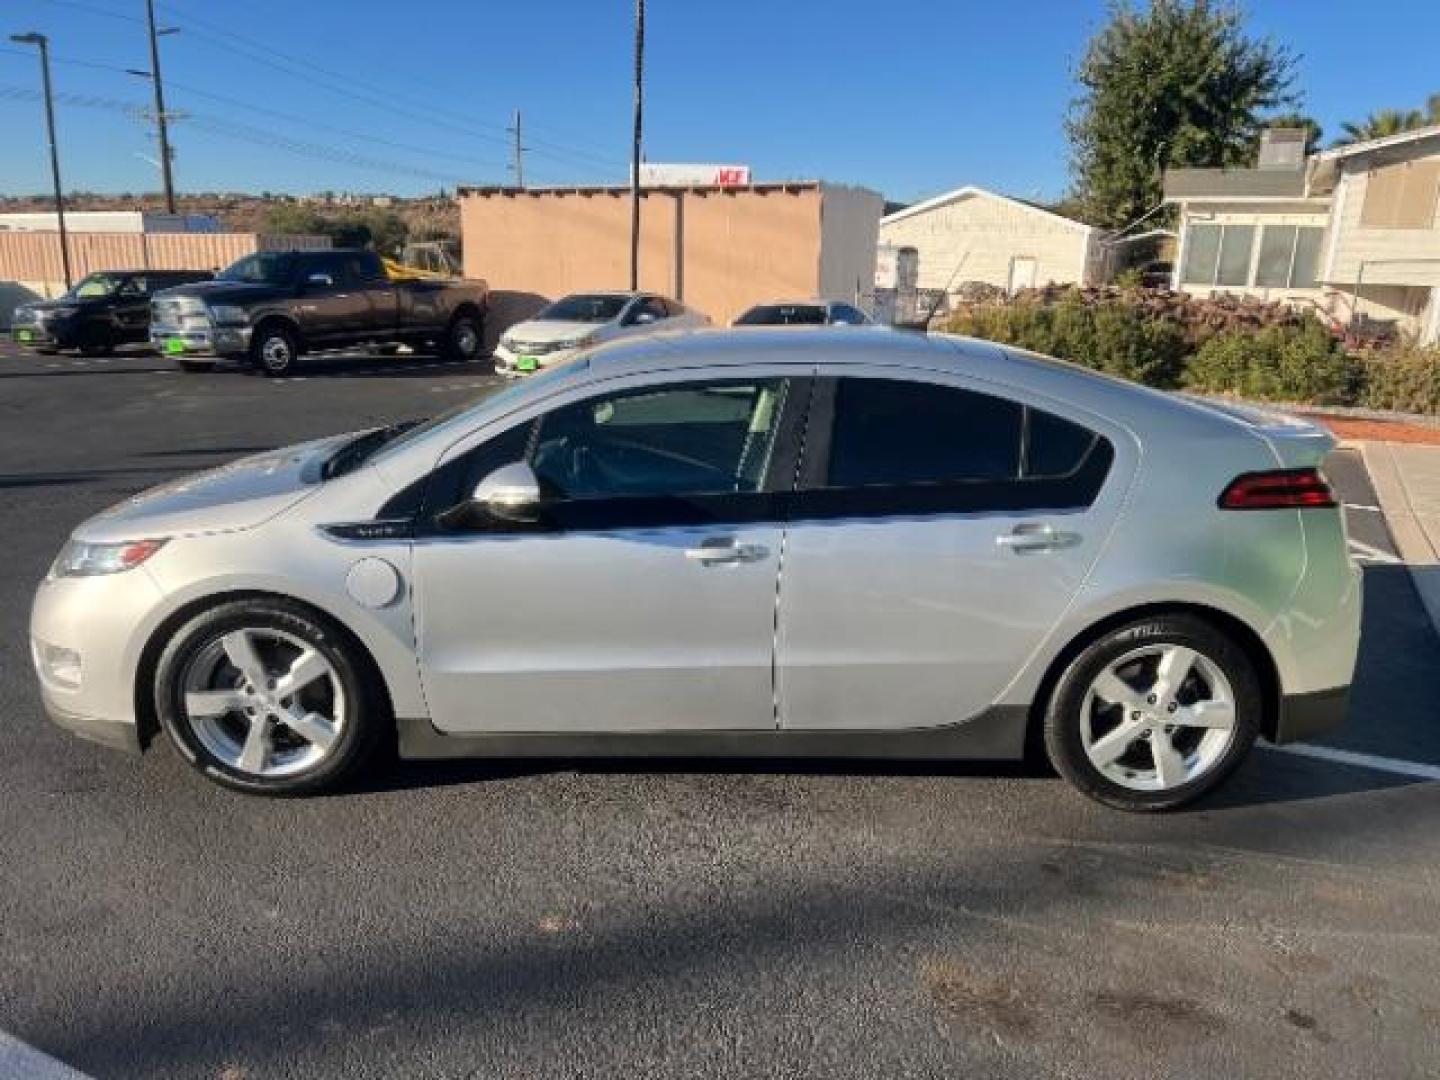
<box><xmin>877</xmin><ymin>185</ymin><xmax>1106</xmax><ymax>296</ymax></box>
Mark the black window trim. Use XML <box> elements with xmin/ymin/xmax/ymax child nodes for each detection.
<box><xmin>792</xmin><ymin>374</ymin><xmax>1112</xmax><ymax>520</ymax></box>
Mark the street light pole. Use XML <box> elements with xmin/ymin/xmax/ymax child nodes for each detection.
<box><xmin>628</xmin><ymin>0</ymin><xmax>644</xmax><ymax>291</ymax></box>
<box><xmin>144</xmin><ymin>0</ymin><xmax>177</xmax><ymax>213</ymax></box>
<box><xmin>10</xmin><ymin>32</ymin><xmax>71</xmax><ymax>289</ymax></box>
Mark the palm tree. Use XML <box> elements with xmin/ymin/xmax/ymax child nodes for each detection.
<box><xmin>1335</xmin><ymin>108</ymin><xmax>1430</xmax><ymax>146</ymax></box>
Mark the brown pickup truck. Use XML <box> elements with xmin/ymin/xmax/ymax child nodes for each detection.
<box><xmin>149</xmin><ymin>248</ymin><xmax>488</xmax><ymax>375</ymax></box>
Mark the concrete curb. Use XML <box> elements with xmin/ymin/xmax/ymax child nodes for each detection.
<box><xmin>1359</xmin><ymin>440</ymin><xmax>1440</xmax><ymax>639</ymax></box>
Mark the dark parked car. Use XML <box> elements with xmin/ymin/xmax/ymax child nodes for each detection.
<box><xmin>732</xmin><ymin>299</ymin><xmax>872</xmax><ymax>327</ymax></box>
<box><xmin>149</xmin><ymin>249</ymin><xmax>489</xmax><ymax>375</ymax></box>
<box><xmin>10</xmin><ymin>270</ymin><xmax>213</xmax><ymax>356</ymax></box>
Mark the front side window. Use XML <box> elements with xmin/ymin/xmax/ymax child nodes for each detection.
<box><xmin>532</xmin><ymin>379</ymin><xmax>789</xmax><ymax>500</ymax></box>
<box><xmin>219</xmin><ymin>253</ymin><xmax>297</xmax><ymax>286</ymax></box>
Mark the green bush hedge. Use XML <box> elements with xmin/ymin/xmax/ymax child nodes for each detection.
<box><xmin>947</xmin><ymin>293</ymin><xmax>1440</xmax><ymax>414</ymax></box>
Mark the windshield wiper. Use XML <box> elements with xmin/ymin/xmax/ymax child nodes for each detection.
<box><xmin>322</xmin><ymin>421</ymin><xmax>419</xmax><ymax>480</ymax></box>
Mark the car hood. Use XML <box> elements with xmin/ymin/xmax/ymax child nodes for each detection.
<box><xmin>503</xmin><ymin>319</ymin><xmax>609</xmax><ymax>344</ymax></box>
<box><xmin>74</xmin><ymin>432</ymin><xmax>355</xmax><ymax>544</ymax></box>
<box><xmin>26</xmin><ymin>296</ymin><xmax>105</xmax><ymax>313</ymax></box>
<box><xmin>154</xmin><ymin>280</ymin><xmax>289</xmax><ymax>305</ymax></box>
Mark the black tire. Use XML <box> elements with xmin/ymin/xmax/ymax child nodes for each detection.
<box><xmin>77</xmin><ymin>324</ymin><xmax>113</xmax><ymax>357</ymax></box>
<box><xmin>250</xmin><ymin>322</ymin><xmax>301</xmax><ymax>376</ymax></box>
<box><xmin>154</xmin><ymin>598</ymin><xmax>386</xmax><ymax>795</ymax></box>
<box><xmin>1042</xmin><ymin>614</ymin><xmax>1261</xmax><ymax>812</ymax></box>
<box><xmin>441</xmin><ymin>311</ymin><xmax>484</xmax><ymax>363</ymax></box>
<box><xmin>177</xmin><ymin>358</ymin><xmax>213</xmax><ymax>373</ymax></box>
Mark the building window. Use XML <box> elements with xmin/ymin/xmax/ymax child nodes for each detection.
<box><xmin>1253</xmin><ymin>225</ymin><xmax>1325</xmax><ymax>289</ymax></box>
<box><xmin>1182</xmin><ymin>223</ymin><xmax>1256</xmax><ymax>287</ymax></box>
<box><xmin>1360</xmin><ymin>163</ymin><xmax>1440</xmax><ymax>230</ymax></box>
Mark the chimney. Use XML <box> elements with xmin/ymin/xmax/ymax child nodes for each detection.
<box><xmin>1259</xmin><ymin>128</ymin><xmax>1307</xmax><ymax>170</ymax></box>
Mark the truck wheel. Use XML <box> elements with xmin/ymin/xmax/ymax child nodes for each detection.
<box><xmin>77</xmin><ymin>325</ymin><xmax>114</xmax><ymax>357</ymax></box>
<box><xmin>251</xmin><ymin>323</ymin><xmax>301</xmax><ymax>377</ymax></box>
<box><xmin>442</xmin><ymin>313</ymin><xmax>483</xmax><ymax>363</ymax></box>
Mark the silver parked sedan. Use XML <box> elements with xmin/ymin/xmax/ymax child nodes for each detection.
<box><xmin>30</xmin><ymin>330</ymin><xmax>1361</xmax><ymax>810</ymax></box>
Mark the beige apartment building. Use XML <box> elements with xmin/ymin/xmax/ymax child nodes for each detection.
<box><xmin>458</xmin><ymin>181</ymin><xmax>882</xmax><ymax>327</ymax></box>
<box><xmin>1165</xmin><ymin>126</ymin><xmax>1440</xmax><ymax>343</ymax></box>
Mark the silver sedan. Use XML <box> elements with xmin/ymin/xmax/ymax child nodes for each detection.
<box><xmin>30</xmin><ymin>329</ymin><xmax>1361</xmax><ymax>810</ymax></box>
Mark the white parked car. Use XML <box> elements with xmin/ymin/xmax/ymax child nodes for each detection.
<box><xmin>494</xmin><ymin>292</ymin><xmax>707</xmax><ymax>376</ymax></box>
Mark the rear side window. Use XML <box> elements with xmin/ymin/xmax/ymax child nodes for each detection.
<box><xmin>828</xmin><ymin>378</ymin><xmax>1023</xmax><ymax>487</ymax></box>
<box><xmin>1024</xmin><ymin>408</ymin><xmax>1098</xmax><ymax>478</ymax></box>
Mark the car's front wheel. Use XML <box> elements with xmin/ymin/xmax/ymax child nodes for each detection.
<box><xmin>154</xmin><ymin>599</ymin><xmax>384</xmax><ymax>794</ymax></box>
<box><xmin>1043</xmin><ymin>614</ymin><xmax>1260</xmax><ymax>812</ymax></box>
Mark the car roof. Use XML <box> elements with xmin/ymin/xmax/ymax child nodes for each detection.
<box><xmin>743</xmin><ymin>299</ymin><xmax>833</xmax><ymax>308</ymax></box>
<box><xmin>81</xmin><ymin>268</ymin><xmax>207</xmax><ymax>276</ymax></box>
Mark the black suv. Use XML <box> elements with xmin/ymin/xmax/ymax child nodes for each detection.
<box><xmin>11</xmin><ymin>269</ymin><xmax>214</xmax><ymax>356</ymax></box>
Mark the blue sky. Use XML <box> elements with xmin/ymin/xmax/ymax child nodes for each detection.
<box><xmin>2</xmin><ymin>0</ymin><xmax>1438</xmax><ymax>205</ymax></box>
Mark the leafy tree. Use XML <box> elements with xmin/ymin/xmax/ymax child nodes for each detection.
<box><xmin>1263</xmin><ymin>112</ymin><xmax>1323</xmax><ymax>154</ymax></box>
<box><xmin>1334</xmin><ymin>95</ymin><xmax>1440</xmax><ymax>145</ymax></box>
<box><xmin>1067</xmin><ymin>0</ymin><xmax>1297</xmax><ymax>228</ymax></box>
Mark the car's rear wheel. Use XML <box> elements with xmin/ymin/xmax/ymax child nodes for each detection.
<box><xmin>441</xmin><ymin>312</ymin><xmax>483</xmax><ymax>363</ymax></box>
<box><xmin>1043</xmin><ymin>615</ymin><xmax>1260</xmax><ymax>812</ymax></box>
<box><xmin>250</xmin><ymin>323</ymin><xmax>300</xmax><ymax>377</ymax></box>
<box><xmin>155</xmin><ymin>599</ymin><xmax>384</xmax><ymax>795</ymax></box>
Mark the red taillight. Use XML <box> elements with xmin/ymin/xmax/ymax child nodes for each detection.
<box><xmin>1218</xmin><ymin>468</ymin><xmax>1337</xmax><ymax>510</ymax></box>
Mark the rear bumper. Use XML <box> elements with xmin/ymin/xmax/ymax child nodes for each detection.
<box><xmin>149</xmin><ymin>326</ymin><xmax>251</xmax><ymax>358</ymax></box>
<box><xmin>1272</xmin><ymin>686</ymin><xmax>1350</xmax><ymax>744</ymax></box>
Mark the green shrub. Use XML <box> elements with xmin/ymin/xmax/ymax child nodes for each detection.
<box><xmin>1183</xmin><ymin>318</ymin><xmax>1356</xmax><ymax>405</ymax></box>
<box><xmin>1357</xmin><ymin>344</ymin><xmax>1440</xmax><ymax>414</ymax></box>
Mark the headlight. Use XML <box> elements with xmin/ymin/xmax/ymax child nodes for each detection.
<box><xmin>208</xmin><ymin>305</ymin><xmax>249</xmax><ymax>326</ymax></box>
<box><xmin>52</xmin><ymin>538</ymin><xmax>168</xmax><ymax>578</ymax></box>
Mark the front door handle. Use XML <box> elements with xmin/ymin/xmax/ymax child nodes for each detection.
<box><xmin>995</xmin><ymin>523</ymin><xmax>1079</xmax><ymax>553</ymax></box>
<box><xmin>684</xmin><ymin>537</ymin><xmax>769</xmax><ymax>565</ymax></box>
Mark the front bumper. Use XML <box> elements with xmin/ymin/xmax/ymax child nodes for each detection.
<box><xmin>11</xmin><ymin>322</ymin><xmax>73</xmax><ymax>349</ymax></box>
<box><xmin>30</xmin><ymin>566</ymin><xmax>167</xmax><ymax>753</ymax></box>
<box><xmin>149</xmin><ymin>325</ymin><xmax>252</xmax><ymax>359</ymax></box>
<box><xmin>493</xmin><ymin>341</ymin><xmax>580</xmax><ymax>377</ymax></box>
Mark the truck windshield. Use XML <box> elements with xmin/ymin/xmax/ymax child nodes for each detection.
<box><xmin>66</xmin><ymin>273</ymin><xmax>122</xmax><ymax>299</ymax></box>
<box><xmin>539</xmin><ymin>294</ymin><xmax>630</xmax><ymax>323</ymax></box>
<box><xmin>218</xmin><ymin>253</ymin><xmax>298</xmax><ymax>285</ymax></box>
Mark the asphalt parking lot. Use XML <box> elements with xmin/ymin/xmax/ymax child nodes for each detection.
<box><xmin>2</xmin><ymin>342</ymin><xmax>1439</xmax><ymax>1079</ymax></box>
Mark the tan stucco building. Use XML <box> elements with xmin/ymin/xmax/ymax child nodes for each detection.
<box><xmin>458</xmin><ymin>182</ymin><xmax>882</xmax><ymax>328</ymax></box>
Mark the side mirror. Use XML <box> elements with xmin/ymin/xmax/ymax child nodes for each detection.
<box><xmin>439</xmin><ymin>461</ymin><xmax>542</xmax><ymax>529</ymax></box>
<box><xmin>305</xmin><ymin>272</ymin><xmax>335</xmax><ymax>289</ymax></box>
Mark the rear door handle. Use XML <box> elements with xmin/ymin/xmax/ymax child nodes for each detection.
<box><xmin>995</xmin><ymin>523</ymin><xmax>1079</xmax><ymax>553</ymax></box>
<box><xmin>684</xmin><ymin>538</ymin><xmax>769</xmax><ymax>565</ymax></box>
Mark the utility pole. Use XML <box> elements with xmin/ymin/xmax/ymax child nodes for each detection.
<box><xmin>508</xmin><ymin>108</ymin><xmax>524</xmax><ymax>188</ymax></box>
<box><xmin>628</xmin><ymin>0</ymin><xmax>645</xmax><ymax>290</ymax></box>
<box><xmin>144</xmin><ymin>0</ymin><xmax>177</xmax><ymax>212</ymax></box>
<box><xmin>10</xmin><ymin>32</ymin><xmax>71</xmax><ymax>289</ymax></box>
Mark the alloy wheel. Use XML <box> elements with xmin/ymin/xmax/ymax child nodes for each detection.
<box><xmin>180</xmin><ymin>627</ymin><xmax>345</xmax><ymax>779</ymax></box>
<box><xmin>1079</xmin><ymin>644</ymin><xmax>1237</xmax><ymax>792</ymax></box>
<box><xmin>260</xmin><ymin>334</ymin><xmax>293</xmax><ymax>373</ymax></box>
<box><xmin>452</xmin><ymin>319</ymin><xmax>480</xmax><ymax>359</ymax></box>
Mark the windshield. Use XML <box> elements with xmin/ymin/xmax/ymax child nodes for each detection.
<box><xmin>735</xmin><ymin>304</ymin><xmax>828</xmax><ymax>326</ymax></box>
<box><xmin>66</xmin><ymin>273</ymin><xmax>123</xmax><ymax>299</ymax></box>
<box><xmin>218</xmin><ymin>253</ymin><xmax>298</xmax><ymax>285</ymax></box>
<box><xmin>538</xmin><ymin>294</ymin><xmax>630</xmax><ymax>323</ymax></box>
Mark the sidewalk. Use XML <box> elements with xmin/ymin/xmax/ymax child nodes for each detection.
<box><xmin>1359</xmin><ymin>440</ymin><xmax>1440</xmax><ymax>634</ymax></box>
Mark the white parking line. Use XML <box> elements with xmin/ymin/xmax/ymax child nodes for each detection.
<box><xmin>1344</xmin><ymin>503</ymin><xmax>1382</xmax><ymax>513</ymax></box>
<box><xmin>1264</xmin><ymin>743</ymin><xmax>1440</xmax><ymax>781</ymax></box>
<box><xmin>1348</xmin><ymin>539</ymin><xmax>1403</xmax><ymax>565</ymax></box>
<box><xmin>0</xmin><ymin>1031</ymin><xmax>92</xmax><ymax>1079</ymax></box>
